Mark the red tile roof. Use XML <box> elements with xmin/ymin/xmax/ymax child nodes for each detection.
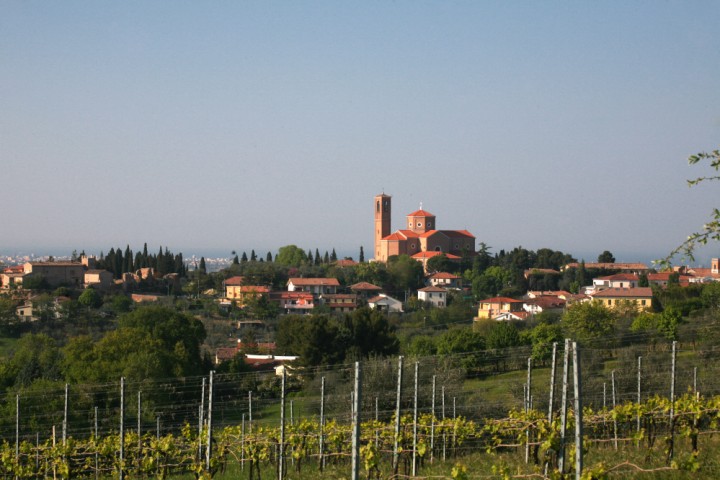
<box><xmin>407</xmin><ymin>209</ymin><xmax>435</xmax><ymax>217</ymax></box>
<box><xmin>429</xmin><ymin>272</ymin><xmax>460</xmax><ymax>279</ymax></box>
<box><xmin>418</xmin><ymin>286</ymin><xmax>447</xmax><ymax>293</ymax></box>
<box><xmin>335</xmin><ymin>259</ymin><xmax>358</xmax><ymax>267</ymax></box>
<box><xmin>596</xmin><ymin>273</ymin><xmax>639</xmax><ymax>281</ymax></box>
<box><xmin>591</xmin><ymin>287</ymin><xmax>653</xmax><ymax>298</ymax></box>
<box><xmin>224</xmin><ymin>276</ymin><xmax>245</xmax><ymax>286</ymax></box>
<box><xmin>288</xmin><ymin>277</ymin><xmax>340</xmax><ymax>286</ymax></box>
<box><xmin>412</xmin><ymin>251</ymin><xmax>461</xmax><ymax>260</ymax></box>
<box><xmin>350</xmin><ymin>281</ymin><xmax>382</xmax><ymax>291</ymax></box>
<box><xmin>480</xmin><ymin>297</ymin><xmax>523</xmax><ymax>303</ymax></box>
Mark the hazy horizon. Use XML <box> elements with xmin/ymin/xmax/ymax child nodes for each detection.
<box><xmin>2</xmin><ymin>2</ymin><xmax>719</xmax><ymax>264</ymax></box>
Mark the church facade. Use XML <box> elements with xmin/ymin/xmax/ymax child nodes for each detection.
<box><xmin>373</xmin><ymin>193</ymin><xmax>475</xmax><ymax>263</ymax></box>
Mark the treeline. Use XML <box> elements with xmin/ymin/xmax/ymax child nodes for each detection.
<box><xmin>96</xmin><ymin>243</ymin><xmax>187</xmax><ymax>279</ymax></box>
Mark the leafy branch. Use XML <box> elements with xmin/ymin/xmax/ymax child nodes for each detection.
<box><xmin>658</xmin><ymin>148</ymin><xmax>720</xmax><ymax>267</ymax></box>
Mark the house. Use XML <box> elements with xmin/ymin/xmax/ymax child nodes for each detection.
<box><xmin>223</xmin><ymin>276</ymin><xmax>245</xmax><ymax>298</ymax></box>
<box><xmin>418</xmin><ymin>286</ymin><xmax>448</xmax><ymax>308</ymax></box>
<box><xmin>476</xmin><ymin>297</ymin><xmax>525</xmax><ymax>320</ymax></box>
<box><xmin>320</xmin><ymin>293</ymin><xmax>358</xmax><ymax>313</ymax></box>
<box><xmin>226</xmin><ymin>285</ymin><xmax>270</xmax><ymax>306</ymax></box>
<box><xmin>350</xmin><ymin>281</ymin><xmax>383</xmax><ymax>299</ymax></box>
<box><xmin>589</xmin><ymin>287</ymin><xmax>653</xmax><ymax>311</ymax></box>
<box><xmin>368</xmin><ymin>294</ymin><xmax>403</xmax><ymax>313</ymax></box>
<box><xmin>428</xmin><ymin>272</ymin><xmax>462</xmax><ymax>289</ymax></box>
<box><xmin>592</xmin><ymin>273</ymin><xmax>639</xmax><ymax>290</ymax></box>
<box><xmin>523</xmin><ymin>295</ymin><xmax>566</xmax><ymax>315</ymax></box>
<box><xmin>373</xmin><ymin>194</ymin><xmax>475</xmax><ymax>263</ymax></box>
<box><xmin>1</xmin><ymin>272</ymin><xmax>25</xmax><ymax>289</ymax></box>
<box><xmin>23</xmin><ymin>261</ymin><xmax>85</xmax><ymax>288</ymax></box>
<box><xmin>287</xmin><ymin>278</ymin><xmax>340</xmax><ymax>296</ymax></box>
<box><xmin>270</xmin><ymin>291</ymin><xmax>315</xmax><ymax>313</ymax></box>
<box><xmin>15</xmin><ymin>303</ymin><xmax>34</xmax><ymax>322</ymax></box>
<box><xmin>647</xmin><ymin>272</ymin><xmax>693</xmax><ymax>287</ymax></box>
<box><xmin>84</xmin><ymin>270</ymin><xmax>113</xmax><ymax>290</ymax></box>
<box><xmin>494</xmin><ymin>311</ymin><xmax>533</xmax><ymax>321</ymax></box>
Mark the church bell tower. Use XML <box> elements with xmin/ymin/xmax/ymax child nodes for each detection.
<box><xmin>374</xmin><ymin>193</ymin><xmax>391</xmax><ymax>261</ymax></box>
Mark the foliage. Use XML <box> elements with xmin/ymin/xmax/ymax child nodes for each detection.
<box><xmin>661</xmin><ymin>148</ymin><xmax>720</xmax><ymax>265</ymax></box>
<box><xmin>275</xmin><ymin>245</ymin><xmax>308</xmax><ymax>267</ymax></box>
<box><xmin>561</xmin><ymin>301</ymin><xmax>617</xmax><ymax>344</ymax></box>
<box><xmin>597</xmin><ymin>250</ymin><xmax>616</xmax><ymax>263</ymax></box>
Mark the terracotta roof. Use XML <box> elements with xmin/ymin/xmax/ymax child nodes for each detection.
<box><xmin>350</xmin><ymin>281</ymin><xmax>382</xmax><ymax>291</ymax></box>
<box><xmin>215</xmin><ymin>347</ymin><xmax>238</xmax><ymax>362</ymax></box>
<box><xmin>224</xmin><ymin>276</ymin><xmax>245</xmax><ymax>286</ymax></box>
<box><xmin>335</xmin><ymin>259</ymin><xmax>358</xmax><ymax>267</ymax></box>
<box><xmin>407</xmin><ymin>209</ymin><xmax>435</xmax><ymax>217</ymax></box>
<box><xmin>526</xmin><ymin>296</ymin><xmax>566</xmax><ymax>309</ymax></box>
<box><xmin>441</xmin><ymin>229</ymin><xmax>475</xmax><ymax>238</ymax></box>
<box><xmin>288</xmin><ymin>277</ymin><xmax>340</xmax><ymax>286</ymax></box>
<box><xmin>591</xmin><ymin>287</ymin><xmax>653</xmax><ymax>298</ymax></box>
<box><xmin>322</xmin><ymin>294</ymin><xmax>357</xmax><ymax>300</ymax></box>
<box><xmin>418</xmin><ymin>286</ymin><xmax>447</xmax><ymax>293</ymax></box>
<box><xmin>480</xmin><ymin>296</ymin><xmax>524</xmax><ymax>303</ymax></box>
<box><xmin>596</xmin><ymin>273</ymin><xmax>639</xmax><ymax>281</ymax></box>
<box><xmin>429</xmin><ymin>272</ymin><xmax>460</xmax><ymax>279</ymax></box>
<box><xmin>412</xmin><ymin>251</ymin><xmax>461</xmax><ymax>260</ymax></box>
<box><xmin>270</xmin><ymin>291</ymin><xmax>315</xmax><ymax>300</ymax></box>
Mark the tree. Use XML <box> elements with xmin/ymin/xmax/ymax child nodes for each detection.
<box><xmin>597</xmin><ymin>251</ymin><xmax>615</xmax><ymax>263</ymax></box>
<box><xmin>276</xmin><ymin>245</ymin><xmax>308</xmax><ymax>267</ymax></box>
<box><xmin>662</xmin><ymin>148</ymin><xmax>720</xmax><ymax>264</ymax></box>
<box><xmin>486</xmin><ymin>321</ymin><xmax>521</xmax><ymax>350</ymax></box>
<box><xmin>78</xmin><ymin>287</ymin><xmax>102</xmax><ymax>308</ymax></box>
<box><xmin>2</xmin><ymin>334</ymin><xmax>62</xmax><ymax>388</ymax></box>
<box><xmin>561</xmin><ymin>301</ymin><xmax>617</xmax><ymax>344</ymax></box>
<box><xmin>359</xmin><ymin>246</ymin><xmax>365</xmax><ymax>263</ymax></box>
<box><xmin>425</xmin><ymin>253</ymin><xmax>453</xmax><ymax>274</ymax></box>
<box><xmin>386</xmin><ymin>255</ymin><xmax>424</xmax><ymax>294</ymax></box>
<box><xmin>250</xmin><ymin>250</ymin><xmax>257</xmax><ymax>262</ymax></box>
<box><xmin>199</xmin><ymin>257</ymin><xmax>207</xmax><ymax>274</ymax></box>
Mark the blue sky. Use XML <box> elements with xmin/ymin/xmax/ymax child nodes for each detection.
<box><xmin>2</xmin><ymin>1</ymin><xmax>719</xmax><ymax>265</ymax></box>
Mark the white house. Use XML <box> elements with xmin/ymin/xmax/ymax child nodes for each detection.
<box><xmin>368</xmin><ymin>294</ymin><xmax>403</xmax><ymax>313</ymax></box>
<box><xmin>418</xmin><ymin>286</ymin><xmax>448</xmax><ymax>308</ymax></box>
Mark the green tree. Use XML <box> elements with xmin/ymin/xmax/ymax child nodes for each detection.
<box><xmin>523</xmin><ymin>322</ymin><xmax>563</xmax><ymax>364</ymax></box>
<box><xmin>276</xmin><ymin>245</ymin><xmax>309</xmax><ymax>267</ymax></box>
<box><xmin>199</xmin><ymin>256</ymin><xmax>207</xmax><ymax>274</ymax></box>
<box><xmin>597</xmin><ymin>251</ymin><xmax>616</xmax><ymax>263</ymax></box>
<box><xmin>386</xmin><ymin>255</ymin><xmax>424</xmax><ymax>294</ymax></box>
<box><xmin>2</xmin><ymin>334</ymin><xmax>62</xmax><ymax>389</ymax></box>
<box><xmin>486</xmin><ymin>321</ymin><xmax>521</xmax><ymax>350</ymax></box>
<box><xmin>425</xmin><ymin>253</ymin><xmax>453</xmax><ymax>274</ymax></box>
<box><xmin>78</xmin><ymin>287</ymin><xmax>103</xmax><ymax>308</ymax></box>
<box><xmin>359</xmin><ymin>246</ymin><xmax>365</xmax><ymax>263</ymax></box>
<box><xmin>561</xmin><ymin>301</ymin><xmax>617</xmax><ymax>344</ymax></box>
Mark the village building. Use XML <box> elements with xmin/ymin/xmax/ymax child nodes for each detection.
<box><xmin>373</xmin><ymin>194</ymin><xmax>475</xmax><ymax>263</ymax></box>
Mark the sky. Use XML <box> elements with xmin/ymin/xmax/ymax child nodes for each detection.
<box><xmin>2</xmin><ymin>1</ymin><xmax>719</xmax><ymax>265</ymax></box>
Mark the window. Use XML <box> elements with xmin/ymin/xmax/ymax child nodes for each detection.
<box><xmin>408</xmin><ymin>221</ymin><xmax>413</xmax><ymax>228</ymax></box>
<box><xmin>376</xmin><ymin>201</ymin><xmax>380</xmax><ymax>212</ymax></box>
<box><xmin>417</xmin><ymin>222</ymin><xmax>422</xmax><ymax>227</ymax></box>
<box><xmin>427</xmin><ymin>222</ymin><xmax>432</xmax><ymax>228</ymax></box>
<box><xmin>641</xmin><ymin>300</ymin><xmax>646</xmax><ymax>306</ymax></box>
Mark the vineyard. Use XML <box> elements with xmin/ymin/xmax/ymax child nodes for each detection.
<box><xmin>3</xmin><ymin>338</ymin><xmax>720</xmax><ymax>479</ymax></box>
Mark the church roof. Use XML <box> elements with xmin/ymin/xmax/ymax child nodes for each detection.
<box><xmin>411</xmin><ymin>251</ymin><xmax>461</xmax><ymax>260</ymax></box>
<box><xmin>407</xmin><ymin>209</ymin><xmax>435</xmax><ymax>217</ymax></box>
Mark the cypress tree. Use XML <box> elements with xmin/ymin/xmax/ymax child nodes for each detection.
<box><xmin>241</xmin><ymin>252</ymin><xmax>248</xmax><ymax>262</ymax></box>
<box><xmin>330</xmin><ymin>248</ymin><xmax>337</xmax><ymax>262</ymax></box>
<box><xmin>323</xmin><ymin>251</ymin><xmax>329</xmax><ymax>264</ymax></box>
<box><xmin>199</xmin><ymin>257</ymin><xmax>207</xmax><ymax>274</ymax></box>
<box><xmin>142</xmin><ymin>243</ymin><xmax>149</xmax><ymax>267</ymax></box>
<box><xmin>359</xmin><ymin>246</ymin><xmax>365</xmax><ymax>263</ymax></box>
<box><xmin>307</xmin><ymin>250</ymin><xmax>313</xmax><ymax>263</ymax></box>
<box><xmin>251</xmin><ymin>250</ymin><xmax>257</xmax><ymax>262</ymax></box>
<box><xmin>315</xmin><ymin>248</ymin><xmax>321</xmax><ymax>266</ymax></box>
<box><xmin>233</xmin><ymin>255</ymin><xmax>240</xmax><ymax>265</ymax></box>
<box><xmin>266</xmin><ymin>252</ymin><xmax>273</xmax><ymax>262</ymax></box>
<box><xmin>114</xmin><ymin>248</ymin><xmax>123</xmax><ymax>278</ymax></box>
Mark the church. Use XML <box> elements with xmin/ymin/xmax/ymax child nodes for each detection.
<box><xmin>373</xmin><ymin>193</ymin><xmax>476</xmax><ymax>263</ymax></box>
